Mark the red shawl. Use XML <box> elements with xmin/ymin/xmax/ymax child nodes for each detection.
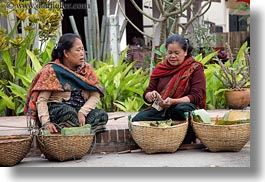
<box><xmin>151</xmin><ymin>57</ymin><xmax>204</xmax><ymax>105</ymax></box>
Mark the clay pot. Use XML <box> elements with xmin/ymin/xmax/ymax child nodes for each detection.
<box><xmin>224</xmin><ymin>88</ymin><xmax>250</xmax><ymax>109</ymax></box>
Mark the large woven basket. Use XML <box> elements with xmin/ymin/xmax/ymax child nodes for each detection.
<box><xmin>0</xmin><ymin>135</ymin><xmax>33</xmax><ymax>166</ymax></box>
<box><xmin>129</xmin><ymin>120</ymin><xmax>188</xmax><ymax>154</ymax></box>
<box><xmin>37</xmin><ymin>134</ymin><xmax>94</xmax><ymax>161</ymax></box>
<box><xmin>191</xmin><ymin>118</ymin><xmax>250</xmax><ymax>152</ymax></box>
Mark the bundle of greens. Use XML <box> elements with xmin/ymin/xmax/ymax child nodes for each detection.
<box><xmin>215</xmin><ymin>110</ymin><xmax>250</xmax><ymax>125</ymax></box>
<box><xmin>41</xmin><ymin>124</ymin><xmax>92</xmax><ymax>136</ymax></box>
<box><xmin>61</xmin><ymin>124</ymin><xmax>92</xmax><ymax>136</ymax></box>
<box><xmin>139</xmin><ymin>119</ymin><xmax>179</xmax><ymax>127</ymax></box>
<box><xmin>190</xmin><ymin>109</ymin><xmax>211</xmax><ymax>124</ymax></box>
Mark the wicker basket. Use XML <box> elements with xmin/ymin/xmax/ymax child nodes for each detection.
<box><xmin>191</xmin><ymin>118</ymin><xmax>250</xmax><ymax>152</ymax></box>
<box><xmin>0</xmin><ymin>135</ymin><xmax>33</xmax><ymax>166</ymax></box>
<box><xmin>37</xmin><ymin>134</ymin><xmax>94</xmax><ymax>161</ymax></box>
<box><xmin>129</xmin><ymin>120</ymin><xmax>188</xmax><ymax>154</ymax></box>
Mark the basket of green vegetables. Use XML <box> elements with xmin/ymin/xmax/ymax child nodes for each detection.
<box><xmin>37</xmin><ymin>124</ymin><xmax>94</xmax><ymax>161</ymax></box>
<box><xmin>191</xmin><ymin>110</ymin><xmax>250</xmax><ymax>152</ymax></box>
<box><xmin>129</xmin><ymin>118</ymin><xmax>188</xmax><ymax>154</ymax></box>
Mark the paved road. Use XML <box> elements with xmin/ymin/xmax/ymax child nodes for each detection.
<box><xmin>18</xmin><ymin>144</ymin><xmax>250</xmax><ymax>167</ymax></box>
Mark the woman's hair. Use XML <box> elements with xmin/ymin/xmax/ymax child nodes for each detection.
<box><xmin>51</xmin><ymin>33</ymin><xmax>81</xmax><ymax>63</ymax></box>
<box><xmin>165</xmin><ymin>34</ymin><xmax>193</xmax><ymax>57</ymax></box>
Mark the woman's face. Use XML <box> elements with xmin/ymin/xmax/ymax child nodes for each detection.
<box><xmin>63</xmin><ymin>38</ymin><xmax>85</xmax><ymax>70</ymax></box>
<box><xmin>166</xmin><ymin>42</ymin><xmax>187</xmax><ymax>66</ymax></box>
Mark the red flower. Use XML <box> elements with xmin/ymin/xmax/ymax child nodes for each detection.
<box><xmin>236</xmin><ymin>0</ymin><xmax>250</xmax><ymax>4</ymax></box>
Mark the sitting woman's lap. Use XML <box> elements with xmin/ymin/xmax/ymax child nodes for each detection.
<box><xmin>48</xmin><ymin>103</ymin><xmax>108</xmax><ymax>133</ymax></box>
<box><xmin>132</xmin><ymin>102</ymin><xmax>197</xmax><ymax>122</ymax></box>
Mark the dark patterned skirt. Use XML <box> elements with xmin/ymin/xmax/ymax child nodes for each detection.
<box><xmin>48</xmin><ymin>102</ymin><xmax>108</xmax><ymax>133</ymax></box>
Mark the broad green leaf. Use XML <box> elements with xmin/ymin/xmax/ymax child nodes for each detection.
<box><xmin>123</xmin><ymin>86</ymin><xmax>143</xmax><ymax>95</ymax></box>
<box><xmin>201</xmin><ymin>51</ymin><xmax>218</xmax><ymax>65</ymax></box>
<box><xmin>113</xmin><ymin>102</ymin><xmax>127</xmax><ymax>112</ymax></box>
<box><xmin>118</xmin><ymin>46</ymin><xmax>129</xmax><ymax>65</ymax></box>
<box><xmin>0</xmin><ymin>99</ymin><xmax>6</xmax><ymax>113</ymax></box>
<box><xmin>159</xmin><ymin>44</ymin><xmax>166</xmax><ymax>53</ymax></box>
<box><xmin>15</xmin><ymin>45</ymin><xmax>27</xmax><ymax>68</ymax></box>
<box><xmin>26</xmin><ymin>49</ymin><xmax>42</xmax><ymax>72</ymax></box>
<box><xmin>15</xmin><ymin>32</ymin><xmax>34</xmax><ymax>68</ymax></box>
<box><xmin>214</xmin><ymin>88</ymin><xmax>230</xmax><ymax>95</ymax></box>
<box><xmin>16</xmin><ymin>104</ymin><xmax>24</xmax><ymax>115</ymax></box>
<box><xmin>113</xmin><ymin>72</ymin><xmax>121</xmax><ymax>88</ymax></box>
<box><xmin>0</xmin><ymin>91</ymin><xmax>15</xmax><ymax>110</ymax></box>
<box><xmin>16</xmin><ymin>72</ymin><xmax>34</xmax><ymax>87</ymax></box>
<box><xmin>235</xmin><ymin>41</ymin><xmax>248</xmax><ymax>63</ymax></box>
<box><xmin>195</xmin><ymin>53</ymin><xmax>203</xmax><ymax>62</ymax></box>
<box><xmin>153</xmin><ymin>49</ymin><xmax>162</xmax><ymax>56</ymax></box>
<box><xmin>7</xmin><ymin>82</ymin><xmax>27</xmax><ymax>101</ymax></box>
<box><xmin>40</xmin><ymin>40</ymin><xmax>55</xmax><ymax>65</ymax></box>
<box><xmin>207</xmin><ymin>104</ymin><xmax>215</xmax><ymax>110</ymax></box>
<box><xmin>3</xmin><ymin>50</ymin><xmax>15</xmax><ymax>79</ymax></box>
<box><xmin>95</xmin><ymin>64</ymin><xmax>113</xmax><ymax>76</ymax></box>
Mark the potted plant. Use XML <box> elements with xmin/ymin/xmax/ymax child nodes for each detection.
<box><xmin>214</xmin><ymin>41</ymin><xmax>250</xmax><ymax>109</ymax></box>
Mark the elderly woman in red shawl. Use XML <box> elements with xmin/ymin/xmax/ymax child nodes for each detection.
<box><xmin>24</xmin><ymin>33</ymin><xmax>108</xmax><ymax>133</ymax></box>
<box><xmin>132</xmin><ymin>34</ymin><xmax>206</xmax><ymax>142</ymax></box>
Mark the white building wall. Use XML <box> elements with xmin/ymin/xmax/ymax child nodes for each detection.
<box><xmin>143</xmin><ymin>0</ymin><xmax>153</xmax><ymax>45</ymax></box>
<box><xmin>108</xmin><ymin>0</ymin><xmax>127</xmax><ymax>51</ymax></box>
<box><xmin>203</xmin><ymin>0</ymin><xmax>229</xmax><ymax>32</ymax></box>
<box><xmin>117</xmin><ymin>0</ymin><xmax>127</xmax><ymax>50</ymax></box>
<box><xmin>116</xmin><ymin>0</ymin><xmax>231</xmax><ymax>51</ymax></box>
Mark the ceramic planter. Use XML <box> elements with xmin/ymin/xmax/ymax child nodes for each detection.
<box><xmin>224</xmin><ymin>88</ymin><xmax>250</xmax><ymax>109</ymax></box>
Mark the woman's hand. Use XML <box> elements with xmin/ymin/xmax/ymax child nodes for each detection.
<box><xmin>44</xmin><ymin>122</ymin><xmax>58</xmax><ymax>133</ymax></box>
<box><xmin>145</xmin><ymin>90</ymin><xmax>160</xmax><ymax>102</ymax></box>
<box><xmin>159</xmin><ymin>97</ymin><xmax>172</xmax><ymax>108</ymax></box>
<box><xmin>78</xmin><ymin>112</ymin><xmax>86</xmax><ymax>126</ymax></box>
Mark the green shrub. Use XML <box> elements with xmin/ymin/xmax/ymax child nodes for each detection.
<box><xmin>0</xmin><ymin>0</ymin><xmax>62</xmax><ymax>116</ymax></box>
<box><xmin>93</xmin><ymin>49</ymin><xmax>149</xmax><ymax>112</ymax></box>
<box><xmin>195</xmin><ymin>51</ymin><xmax>226</xmax><ymax>109</ymax></box>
